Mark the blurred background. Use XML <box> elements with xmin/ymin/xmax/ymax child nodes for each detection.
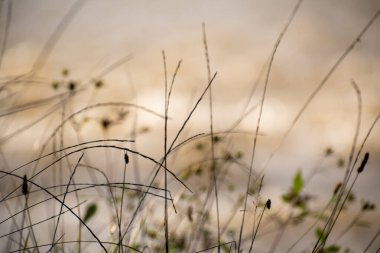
<box><xmin>0</xmin><ymin>0</ymin><xmax>379</xmax><ymax>252</ymax></box>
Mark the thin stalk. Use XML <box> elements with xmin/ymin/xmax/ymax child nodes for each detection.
<box><xmin>1</xmin><ymin>201</ymin><xmax>85</xmax><ymax>239</ymax></box>
<box><xmin>248</xmin><ymin>199</ymin><xmax>270</xmax><ymax>253</ymax></box>
<box><xmin>1</xmin><ymin>144</ymin><xmax>189</xmax><ymax>206</ymax></box>
<box><xmin>1</xmin><ymin>183</ymin><xmax>174</xmax><ymax>231</ymax></box>
<box><xmin>335</xmin><ymin>211</ymin><xmax>362</xmax><ymax>242</ymax></box>
<box><xmin>238</xmin><ymin>0</ymin><xmax>303</xmax><ymax>250</ymax></box>
<box><xmin>11</xmin><ymin>240</ymin><xmax>142</xmax><ymax>253</ymax></box>
<box><xmin>0</xmin><ymin>0</ymin><xmax>12</xmax><ymax>71</ymax></box>
<box><xmin>19</xmin><ymin>193</ymin><xmax>27</xmax><ymax>251</ymax></box>
<box><xmin>0</xmin><ymin>170</ymin><xmax>108</xmax><ymax>252</ymax></box>
<box><xmin>312</xmin><ymin>81</ymin><xmax>364</xmax><ymax>251</ymax></box>
<box><xmin>48</xmin><ymin>153</ymin><xmax>84</xmax><ymax>253</ymax></box>
<box><xmin>121</xmin><ymin>73</ymin><xmax>217</xmax><ymax>242</ymax></box>
<box><xmin>30</xmin><ymin>0</ymin><xmax>87</xmax><ymax>75</ymax></box>
<box><xmin>262</xmin><ymin>8</ymin><xmax>380</xmax><ymax>172</ymax></box>
<box><xmin>268</xmin><ymin>209</ymin><xmax>294</xmax><ymax>253</ymax></box>
<box><xmin>313</xmin><ymin>114</ymin><xmax>379</xmax><ymax>251</ymax></box>
<box><xmin>118</xmin><ymin>151</ymin><xmax>129</xmax><ymax>253</ymax></box>
<box><xmin>313</xmin><ymin>153</ymin><xmax>369</xmax><ymax>252</ymax></box>
<box><xmin>162</xmin><ymin>50</ymin><xmax>170</xmax><ymax>253</ymax></box>
<box><xmin>25</xmin><ymin>198</ymin><xmax>40</xmax><ymax>253</ymax></box>
<box><xmin>195</xmin><ymin>241</ymin><xmax>237</xmax><ymax>253</ymax></box>
<box><xmin>285</xmin><ymin>196</ymin><xmax>335</xmax><ymax>252</ymax></box>
<box><xmin>202</xmin><ymin>22</ymin><xmax>221</xmax><ymax>253</ymax></box>
<box><xmin>363</xmin><ymin>229</ymin><xmax>380</xmax><ymax>253</ymax></box>
<box><xmin>342</xmin><ymin>80</ymin><xmax>362</xmax><ymax>188</ymax></box>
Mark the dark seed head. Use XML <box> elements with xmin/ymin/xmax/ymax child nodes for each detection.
<box><xmin>212</xmin><ymin>135</ymin><xmax>220</xmax><ymax>143</ymax></box>
<box><xmin>348</xmin><ymin>193</ymin><xmax>355</xmax><ymax>202</ymax></box>
<box><xmin>117</xmin><ymin>110</ymin><xmax>129</xmax><ymax>120</ymax></box>
<box><xmin>187</xmin><ymin>206</ymin><xmax>193</xmax><ymax>222</ymax></box>
<box><xmin>266</xmin><ymin>199</ymin><xmax>271</xmax><ymax>210</ymax></box>
<box><xmin>362</xmin><ymin>201</ymin><xmax>376</xmax><ymax>211</ymax></box>
<box><xmin>22</xmin><ymin>175</ymin><xmax>28</xmax><ymax>195</ymax></box>
<box><xmin>337</xmin><ymin>158</ymin><xmax>345</xmax><ymax>168</ymax></box>
<box><xmin>325</xmin><ymin>147</ymin><xmax>334</xmax><ymax>156</ymax></box>
<box><xmin>124</xmin><ymin>153</ymin><xmax>129</xmax><ymax>164</ymax></box>
<box><xmin>101</xmin><ymin>118</ymin><xmax>111</xmax><ymax>130</ymax></box>
<box><xmin>52</xmin><ymin>81</ymin><xmax>59</xmax><ymax>90</ymax></box>
<box><xmin>333</xmin><ymin>182</ymin><xmax>342</xmax><ymax>195</ymax></box>
<box><xmin>357</xmin><ymin>152</ymin><xmax>369</xmax><ymax>173</ymax></box>
<box><xmin>68</xmin><ymin>81</ymin><xmax>76</xmax><ymax>91</ymax></box>
<box><xmin>94</xmin><ymin>80</ymin><xmax>104</xmax><ymax>88</ymax></box>
<box><xmin>62</xmin><ymin>68</ymin><xmax>69</xmax><ymax>77</ymax></box>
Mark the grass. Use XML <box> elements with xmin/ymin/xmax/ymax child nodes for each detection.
<box><xmin>0</xmin><ymin>1</ymin><xmax>380</xmax><ymax>252</ymax></box>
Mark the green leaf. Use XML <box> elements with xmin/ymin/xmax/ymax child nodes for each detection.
<box><xmin>181</xmin><ymin>168</ymin><xmax>193</xmax><ymax>180</ymax></box>
<box><xmin>315</xmin><ymin>227</ymin><xmax>326</xmax><ymax>244</ymax></box>
<box><xmin>83</xmin><ymin>203</ymin><xmax>97</xmax><ymax>223</ymax></box>
<box><xmin>325</xmin><ymin>245</ymin><xmax>340</xmax><ymax>253</ymax></box>
<box><xmin>292</xmin><ymin>210</ymin><xmax>309</xmax><ymax>225</ymax></box>
<box><xmin>222</xmin><ymin>243</ymin><xmax>231</xmax><ymax>253</ymax></box>
<box><xmin>354</xmin><ymin>220</ymin><xmax>370</xmax><ymax>227</ymax></box>
<box><xmin>282</xmin><ymin>193</ymin><xmax>290</xmax><ymax>203</ymax></box>
<box><xmin>293</xmin><ymin>170</ymin><xmax>303</xmax><ymax>195</ymax></box>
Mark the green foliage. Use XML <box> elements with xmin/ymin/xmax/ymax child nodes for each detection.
<box><xmin>221</xmin><ymin>243</ymin><xmax>232</xmax><ymax>253</ymax></box>
<box><xmin>83</xmin><ymin>203</ymin><xmax>97</xmax><ymax>223</ymax></box>
<box><xmin>293</xmin><ymin>170</ymin><xmax>303</xmax><ymax>195</ymax></box>
<box><xmin>325</xmin><ymin>147</ymin><xmax>334</xmax><ymax>156</ymax></box>
<box><xmin>322</xmin><ymin>245</ymin><xmax>340</xmax><ymax>253</ymax></box>
<box><xmin>282</xmin><ymin>170</ymin><xmax>310</xmax><ymax>210</ymax></box>
<box><xmin>146</xmin><ymin>229</ymin><xmax>157</xmax><ymax>239</ymax></box>
<box><xmin>292</xmin><ymin>210</ymin><xmax>309</xmax><ymax>225</ymax></box>
<box><xmin>212</xmin><ymin>135</ymin><xmax>220</xmax><ymax>143</ymax></box>
<box><xmin>361</xmin><ymin>200</ymin><xmax>376</xmax><ymax>211</ymax></box>
<box><xmin>315</xmin><ymin>228</ymin><xmax>341</xmax><ymax>253</ymax></box>
<box><xmin>195</xmin><ymin>142</ymin><xmax>206</xmax><ymax>150</ymax></box>
<box><xmin>337</xmin><ymin>158</ymin><xmax>345</xmax><ymax>168</ymax></box>
<box><xmin>315</xmin><ymin>227</ymin><xmax>327</xmax><ymax>244</ymax></box>
<box><xmin>62</xmin><ymin>68</ymin><xmax>70</xmax><ymax>76</ymax></box>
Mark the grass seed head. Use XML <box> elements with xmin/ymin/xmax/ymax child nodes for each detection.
<box><xmin>361</xmin><ymin>200</ymin><xmax>376</xmax><ymax>211</ymax></box>
<box><xmin>266</xmin><ymin>199</ymin><xmax>271</xmax><ymax>210</ymax></box>
<box><xmin>124</xmin><ymin>152</ymin><xmax>129</xmax><ymax>164</ymax></box>
<box><xmin>333</xmin><ymin>182</ymin><xmax>342</xmax><ymax>195</ymax></box>
<box><xmin>187</xmin><ymin>206</ymin><xmax>193</xmax><ymax>222</ymax></box>
<box><xmin>94</xmin><ymin>80</ymin><xmax>104</xmax><ymax>88</ymax></box>
<box><xmin>51</xmin><ymin>81</ymin><xmax>59</xmax><ymax>90</ymax></box>
<box><xmin>325</xmin><ymin>147</ymin><xmax>334</xmax><ymax>156</ymax></box>
<box><xmin>22</xmin><ymin>175</ymin><xmax>28</xmax><ymax>195</ymax></box>
<box><xmin>62</xmin><ymin>68</ymin><xmax>69</xmax><ymax>77</ymax></box>
<box><xmin>68</xmin><ymin>81</ymin><xmax>77</xmax><ymax>91</ymax></box>
<box><xmin>337</xmin><ymin>157</ymin><xmax>345</xmax><ymax>168</ymax></box>
<box><xmin>357</xmin><ymin>152</ymin><xmax>369</xmax><ymax>173</ymax></box>
<box><xmin>101</xmin><ymin>117</ymin><xmax>112</xmax><ymax>130</ymax></box>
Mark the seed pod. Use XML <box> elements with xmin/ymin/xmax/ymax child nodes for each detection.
<box><xmin>333</xmin><ymin>182</ymin><xmax>342</xmax><ymax>195</ymax></box>
<box><xmin>62</xmin><ymin>68</ymin><xmax>69</xmax><ymax>76</ymax></box>
<box><xmin>22</xmin><ymin>175</ymin><xmax>28</xmax><ymax>195</ymax></box>
<box><xmin>187</xmin><ymin>206</ymin><xmax>193</xmax><ymax>222</ymax></box>
<box><xmin>101</xmin><ymin>118</ymin><xmax>111</xmax><ymax>130</ymax></box>
<box><xmin>357</xmin><ymin>152</ymin><xmax>369</xmax><ymax>173</ymax></box>
<box><xmin>94</xmin><ymin>80</ymin><xmax>104</xmax><ymax>88</ymax></box>
<box><xmin>67</xmin><ymin>81</ymin><xmax>76</xmax><ymax>91</ymax></box>
<box><xmin>124</xmin><ymin>152</ymin><xmax>129</xmax><ymax>164</ymax></box>
<box><xmin>266</xmin><ymin>199</ymin><xmax>271</xmax><ymax>210</ymax></box>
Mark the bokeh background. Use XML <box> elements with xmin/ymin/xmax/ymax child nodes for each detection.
<box><xmin>0</xmin><ymin>0</ymin><xmax>379</xmax><ymax>252</ymax></box>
